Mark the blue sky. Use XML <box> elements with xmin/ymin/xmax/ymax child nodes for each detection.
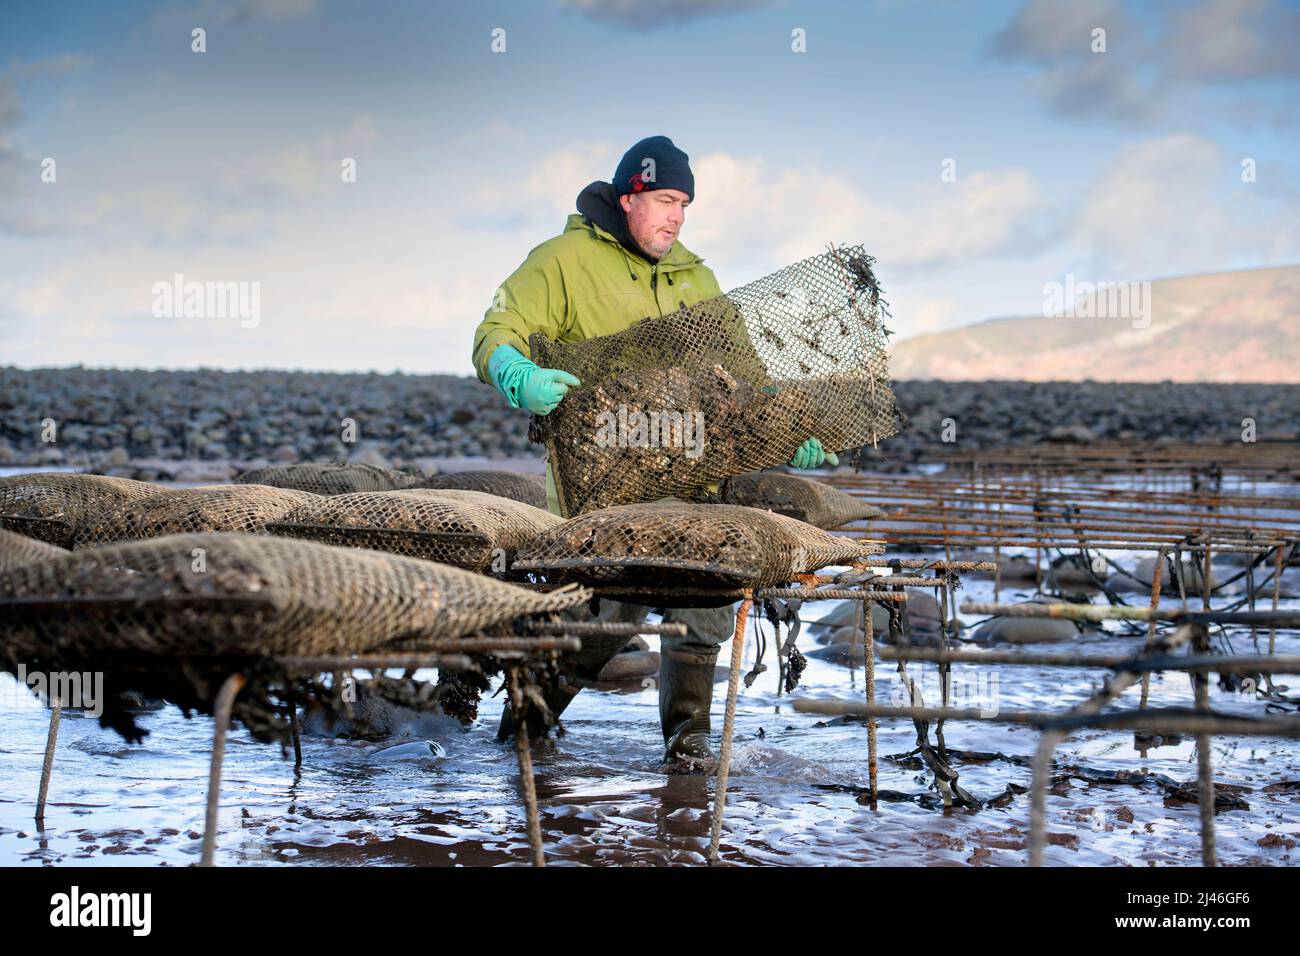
<box><xmin>1</xmin><ymin>0</ymin><xmax>1297</xmax><ymax>373</ymax></box>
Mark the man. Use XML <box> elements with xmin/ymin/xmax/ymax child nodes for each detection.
<box><xmin>472</xmin><ymin>135</ymin><xmax>837</xmax><ymax>770</ymax></box>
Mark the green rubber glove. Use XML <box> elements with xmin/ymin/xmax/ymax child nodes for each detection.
<box><xmin>487</xmin><ymin>344</ymin><xmax>581</xmax><ymax>416</ymax></box>
<box><xmin>789</xmin><ymin>437</ymin><xmax>839</xmax><ymax>470</ymax></box>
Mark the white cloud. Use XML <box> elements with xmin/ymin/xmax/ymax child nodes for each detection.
<box><xmin>991</xmin><ymin>0</ymin><xmax>1300</xmax><ymax>127</ymax></box>
<box><xmin>0</xmin><ymin>55</ymin><xmax>95</xmax><ymax>235</ymax></box>
<box><xmin>687</xmin><ymin>152</ymin><xmax>1056</xmax><ymax>281</ymax></box>
<box><xmin>3</xmin><ymin>131</ymin><xmax>1292</xmax><ymax>375</ymax></box>
<box><xmin>908</xmin><ymin>297</ymin><xmax>960</xmax><ymax>333</ymax></box>
<box><xmin>1166</xmin><ymin>0</ymin><xmax>1300</xmax><ymax>82</ymax></box>
<box><xmin>1070</xmin><ymin>132</ymin><xmax>1295</xmax><ymax>278</ymax></box>
<box><xmin>217</xmin><ymin>113</ymin><xmax>380</xmax><ymax>202</ymax></box>
<box><xmin>471</xmin><ymin>140</ymin><xmax>616</xmax><ymax>230</ymax></box>
<box><xmin>558</xmin><ymin>0</ymin><xmax>775</xmax><ymax>31</ymax></box>
<box><xmin>146</xmin><ymin>0</ymin><xmax>319</xmax><ymax>35</ymax></box>
<box><xmin>990</xmin><ymin>0</ymin><xmax>1126</xmax><ymax>65</ymax></box>
<box><xmin>225</xmin><ymin>0</ymin><xmax>318</xmax><ymax>22</ymax></box>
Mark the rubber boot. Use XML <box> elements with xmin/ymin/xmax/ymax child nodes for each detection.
<box><xmin>658</xmin><ymin>648</ymin><xmax>719</xmax><ymax>772</ymax></box>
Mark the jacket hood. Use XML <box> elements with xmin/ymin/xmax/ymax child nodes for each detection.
<box><xmin>572</xmin><ymin>180</ymin><xmax>703</xmax><ymax>271</ymax></box>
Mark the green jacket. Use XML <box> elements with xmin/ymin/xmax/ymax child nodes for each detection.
<box><xmin>473</xmin><ymin>203</ymin><xmax>726</xmax><ymax>515</ymax></box>
<box><xmin>472</xmin><ymin>214</ymin><xmax>723</xmax><ymax>383</ymax></box>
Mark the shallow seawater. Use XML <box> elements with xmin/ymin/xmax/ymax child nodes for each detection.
<box><xmin>1</xmin><ymin>475</ymin><xmax>1298</xmax><ymax>867</ymax></box>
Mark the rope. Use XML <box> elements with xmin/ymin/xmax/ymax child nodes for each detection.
<box><xmin>863</xmin><ymin>594</ymin><xmax>878</xmax><ymax>807</ymax></box>
<box><xmin>508</xmin><ymin>666</ymin><xmax>546</xmax><ymax>867</ymax></box>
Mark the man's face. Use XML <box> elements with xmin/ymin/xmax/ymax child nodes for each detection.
<box><xmin>619</xmin><ymin>187</ymin><xmax>690</xmax><ymax>261</ymax></box>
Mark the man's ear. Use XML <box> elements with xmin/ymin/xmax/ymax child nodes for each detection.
<box><xmin>618</xmin><ymin>193</ymin><xmax>633</xmax><ymax>214</ymax></box>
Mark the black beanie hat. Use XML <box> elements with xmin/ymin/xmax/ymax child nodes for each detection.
<box><xmin>614</xmin><ymin>135</ymin><xmax>694</xmax><ymax>200</ymax></box>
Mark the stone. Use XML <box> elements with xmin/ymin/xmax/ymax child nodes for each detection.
<box><xmin>597</xmin><ymin>649</ymin><xmax>661</xmax><ymax>682</ymax></box>
<box><xmin>170</xmin><ymin>461</ymin><xmax>233</xmax><ymax>483</ymax></box>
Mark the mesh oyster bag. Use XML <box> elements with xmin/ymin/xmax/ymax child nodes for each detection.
<box><xmin>0</xmin><ymin>533</ymin><xmax>589</xmax><ymax>659</ymax></box>
<box><xmin>0</xmin><ymin>473</ymin><xmax>163</xmax><ymax>547</ymax></box>
<box><xmin>0</xmin><ymin>527</ymin><xmax>68</xmax><ymax>572</ymax></box>
<box><xmin>412</xmin><ymin>470</ymin><xmax>548</xmax><ymax>510</ymax></box>
<box><xmin>73</xmin><ymin>484</ymin><xmax>320</xmax><ymax>547</ymax></box>
<box><xmin>0</xmin><ymin>533</ymin><xmax>590</xmax><ymax>742</ymax></box>
<box><xmin>528</xmin><ymin>246</ymin><xmax>903</xmax><ymax>516</ymax></box>
<box><xmin>725</xmin><ymin>472</ymin><xmax>885</xmax><ymax>530</ymax></box>
<box><xmin>512</xmin><ymin>502</ymin><xmax>885</xmax><ymax>600</ymax></box>
<box><xmin>233</xmin><ymin>462</ymin><xmax>422</xmax><ymax>495</ymax></box>
<box><xmin>267</xmin><ymin>488</ymin><xmax>561</xmax><ymax>573</ymax></box>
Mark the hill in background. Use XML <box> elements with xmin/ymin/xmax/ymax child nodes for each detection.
<box><xmin>889</xmin><ymin>265</ymin><xmax>1300</xmax><ymax>383</ymax></box>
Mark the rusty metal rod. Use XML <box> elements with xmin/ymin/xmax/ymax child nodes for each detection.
<box><xmin>856</xmin><ymin>559</ymin><xmax>999</xmax><ymax>572</ymax></box>
<box><xmin>858</xmin><ymin>531</ymin><xmax>1293</xmax><ymax>552</ymax></box>
<box><xmin>525</xmin><ymin>620</ymin><xmax>688</xmax><ymax>637</ymax></box>
<box><xmin>857</xmin><ymin>576</ymin><xmax>947</xmax><ymax>587</ymax></box>
<box><xmin>830</xmin><ymin>476</ymin><xmax>1300</xmax><ymax>510</ymax></box>
<box><xmin>761</xmin><ymin>588</ymin><xmax>908</xmax><ymax>601</ymax></box>
<box><xmin>384</xmin><ymin>636</ymin><xmax>583</xmax><ymax>654</ymax></box>
<box><xmin>837</xmin><ymin>486</ymin><xmax>1300</xmax><ymax>515</ymax></box>
<box><xmin>836</xmin><ymin>465</ymin><xmax>1299</xmax><ymax>490</ymax></box>
<box><xmin>1141</xmin><ymin>546</ymin><xmax>1168</xmax><ymax>709</ymax></box>
<box><xmin>507</xmin><ymin>667</ymin><xmax>545</xmax><ymax>868</ymax></box>
<box><xmin>866</xmin><ymin>491</ymin><xmax>1300</xmax><ymax>519</ymax></box>
<box><xmin>1028</xmin><ymin>623</ymin><xmax>1198</xmax><ymax>865</ymax></box>
<box><xmin>200</xmin><ymin>672</ymin><xmax>246</xmax><ymax>867</ymax></box>
<box><xmin>278</xmin><ymin>653</ymin><xmax>474</xmax><ymax>672</ymax></box>
<box><xmin>879</xmin><ymin>647</ymin><xmax>1300</xmax><ymax>674</ymax></box>
<box><xmin>709</xmin><ymin>591</ymin><xmax>752</xmax><ymax>865</ymax></box>
<box><xmin>960</xmin><ymin>602</ymin><xmax>1300</xmax><ymax>627</ymax></box>
<box><xmin>863</xmin><ymin>594</ymin><xmax>878</xmax><ymax>807</ymax></box>
<box><xmin>35</xmin><ymin>701</ymin><xmax>61</xmax><ymax>827</ymax></box>
<box><xmin>580</xmin><ymin>586</ymin><xmax>909</xmax><ymax>603</ymax></box>
<box><xmin>1191</xmin><ymin>627</ymin><xmax>1217</xmax><ymax>867</ymax></box>
<box><xmin>791</xmin><ymin>700</ymin><xmax>1300</xmax><ymax>736</ymax></box>
<box><xmin>874</xmin><ymin>510</ymin><xmax>1288</xmax><ymax>538</ymax></box>
<box><xmin>880</xmin><ymin>505</ymin><xmax>1300</xmax><ymax>532</ymax></box>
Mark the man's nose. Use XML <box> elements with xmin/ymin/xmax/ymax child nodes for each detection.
<box><xmin>667</xmin><ymin>206</ymin><xmax>684</xmax><ymax>226</ymax></box>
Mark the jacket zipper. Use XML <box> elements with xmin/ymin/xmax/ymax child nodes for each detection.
<box><xmin>650</xmin><ymin>265</ymin><xmax>663</xmax><ymax>316</ymax></box>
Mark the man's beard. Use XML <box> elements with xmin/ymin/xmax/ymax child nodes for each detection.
<box><xmin>636</xmin><ymin>230</ymin><xmax>673</xmax><ymax>261</ymax></box>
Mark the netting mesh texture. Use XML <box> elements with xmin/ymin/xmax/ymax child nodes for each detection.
<box><xmin>412</xmin><ymin>470</ymin><xmax>548</xmax><ymax>510</ymax></box>
<box><xmin>233</xmin><ymin>462</ymin><xmax>422</xmax><ymax>495</ymax></box>
<box><xmin>267</xmin><ymin>488</ymin><xmax>561</xmax><ymax>573</ymax></box>
<box><xmin>0</xmin><ymin>527</ymin><xmax>68</xmax><ymax>572</ymax></box>
<box><xmin>1</xmin><ymin>532</ymin><xmax>588</xmax><ymax>657</ymax></box>
<box><xmin>73</xmin><ymin>484</ymin><xmax>320</xmax><ymax>547</ymax></box>
<box><xmin>529</xmin><ymin>246</ymin><xmax>903</xmax><ymax>516</ymax></box>
<box><xmin>0</xmin><ymin>533</ymin><xmax>589</xmax><ymax>742</ymax></box>
<box><xmin>724</xmin><ymin>472</ymin><xmax>885</xmax><ymax>530</ymax></box>
<box><xmin>0</xmin><ymin>473</ymin><xmax>163</xmax><ymax>547</ymax></box>
<box><xmin>513</xmin><ymin>501</ymin><xmax>885</xmax><ymax>596</ymax></box>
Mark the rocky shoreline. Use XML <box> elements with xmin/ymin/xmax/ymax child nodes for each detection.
<box><xmin>2</xmin><ymin>367</ymin><xmax>1296</xmax><ymax>480</ymax></box>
